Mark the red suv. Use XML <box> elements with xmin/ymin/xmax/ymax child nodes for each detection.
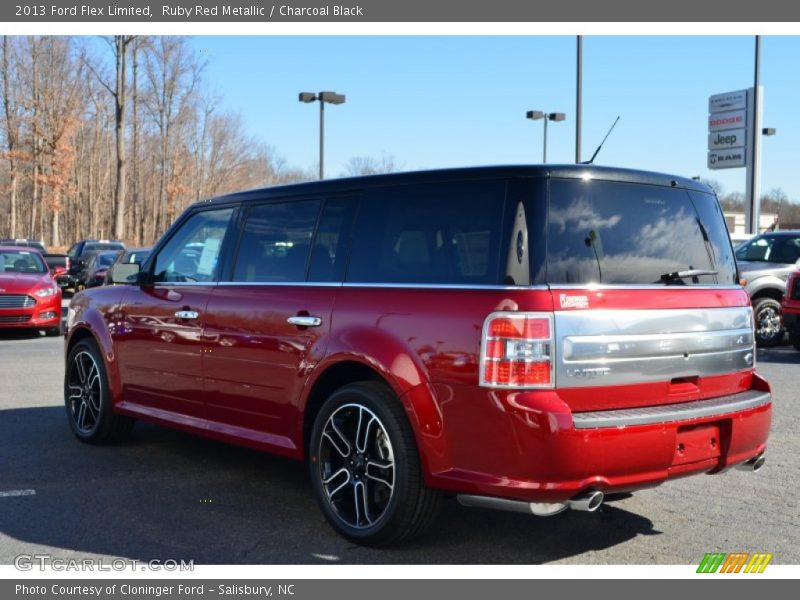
<box><xmin>64</xmin><ymin>166</ymin><xmax>772</xmax><ymax>545</ymax></box>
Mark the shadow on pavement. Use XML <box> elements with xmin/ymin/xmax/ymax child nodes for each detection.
<box><xmin>0</xmin><ymin>406</ymin><xmax>659</xmax><ymax>565</ymax></box>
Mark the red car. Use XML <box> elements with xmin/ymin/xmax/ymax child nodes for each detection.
<box><xmin>64</xmin><ymin>166</ymin><xmax>771</xmax><ymax>546</ymax></box>
<box><xmin>780</xmin><ymin>271</ymin><xmax>800</xmax><ymax>350</ymax></box>
<box><xmin>0</xmin><ymin>246</ymin><xmax>62</xmax><ymax>336</ymax></box>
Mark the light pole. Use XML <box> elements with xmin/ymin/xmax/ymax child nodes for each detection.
<box><xmin>526</xmin><ymin>111</ymin><xmax>566</xmax><ymax>163</ymax></box>
<box><xmin>299</xmin><ymin>90</ymin><xmax>346</xmax><ymax>179</ymax></box>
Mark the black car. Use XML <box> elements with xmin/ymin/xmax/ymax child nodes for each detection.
<box><xmin>82</xmin><ymin>251</ymin><xmax>124</xmax><ymax>289</ymax></box>
<box><xmin>66</xmin><ymin>240</ymin><xmax>126</xmax><ymax>289</ymax></box>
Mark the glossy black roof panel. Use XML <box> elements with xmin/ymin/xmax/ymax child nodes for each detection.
<box><xmin>205</xmin><ymin>164</ymin><xmax>714</xmax><ymax>206</ymax></box>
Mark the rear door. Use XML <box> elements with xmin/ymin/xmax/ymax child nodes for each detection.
<box><xmin>114</xmin><ymin>207</ymin><xmax>235</xmax><ymax>423</ymax></box>
<box><xmin>202</xmin><ymin>196</ymin><xmax>356</xmax><ymax>454</ymax></box>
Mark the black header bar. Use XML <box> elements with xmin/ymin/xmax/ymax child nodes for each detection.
<box><xmin>2</xmin><ymin>0</ymin><xmax>800</xmax><ymax>22</ymax></box>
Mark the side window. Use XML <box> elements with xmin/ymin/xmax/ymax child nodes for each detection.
<box><xmin>308</xmin><ymin>197</ymin><xmax>357</xmax><ymax>282</ymax></box>
<box><xmin>153</xmin><ymin>208</ymin><xmax>234</xmax><ymax>283</ymax></box>
<box><xmin>233</xmin><ymin>200</ymin><xmax>321</xmax><ymax>282</ymax></box>
<box><xmin>346</xmin><ymin>182</ymin><xmax>506</xmax><ymax>284</ymax></box>
<box><xmin>67</xmin><ymin>244</ymin><xmax>79</xmax><ymax>258</ymax></box>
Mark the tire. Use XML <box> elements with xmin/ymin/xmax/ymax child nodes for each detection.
<box><xmin>65</xmin><ymin>338</ymin><xmax>134</xmax><ymax>444</ymax></box>
<box><xmin>753</xmin><ymin>298</ymin><xmax>784</xmax><ymax>347</ymax></box>
<box><xmin>45</xmin><ymin>323</ymin><xmax>63</xmax><ymax>337</ymax></box>
<box><xmin>309</xmin><ymin>381</ymin><xmax>441</xmax><ymax>546</ymax></box>
<box><xmin>790</xmin><ymin>332</ymin><xmax>800</xmax><ymax>352</ymax></box>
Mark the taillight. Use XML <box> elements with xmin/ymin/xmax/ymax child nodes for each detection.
<box><xmin>480</xmin><ymin>312</ymin><xmax>554</xmax><ymax>388</ymax></box>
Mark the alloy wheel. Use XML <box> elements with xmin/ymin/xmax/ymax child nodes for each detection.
<box><xmin>66</xmin><ymin>351</ymin><xmax>102</xmax><ymax>435</ymax></box>
<box><xmin>317</xmin><ymin>403</ymin><xmax>395</xmax><ymax>529</ymax></box>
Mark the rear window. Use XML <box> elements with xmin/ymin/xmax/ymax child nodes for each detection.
<box><xmin>346</xmin><ymin>181</ymin><xmax>506</xmax><ymax>284</ymax></box>
<box><xmin>544</xmin><ymin>179</ymin><xmax>737</xmax><ymax>285</ymax></box>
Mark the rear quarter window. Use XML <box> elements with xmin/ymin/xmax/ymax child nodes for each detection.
<box><xmin>346</xmin><ymin>181</ymin><xmax>506</xmax><ymax>285</ymax></box>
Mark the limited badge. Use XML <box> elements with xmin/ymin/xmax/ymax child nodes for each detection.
<box><xmin>559</xmin><ymin>294</ymin><xmax>589</xmax><ymax>309</ymax></box>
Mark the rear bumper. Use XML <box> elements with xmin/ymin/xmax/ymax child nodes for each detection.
<box><xmin>425</xmin><ymin>376</ymin><xmax>772</xmax><ymax>503</ymax></box>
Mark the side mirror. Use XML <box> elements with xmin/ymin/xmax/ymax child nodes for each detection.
<box><xmin>111</xmin><ymin>262</ymin><xmax>141</xmax><ymax>284</ymax></box>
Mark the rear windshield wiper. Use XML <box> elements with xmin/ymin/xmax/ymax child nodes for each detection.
<box><xmin>658</xmin><ymin>269</ymin><xmax>718</xmax><ymax>285</ymax></box>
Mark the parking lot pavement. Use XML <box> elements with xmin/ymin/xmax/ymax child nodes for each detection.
<box><xmin>0</xmin><ymin>325</ymin><xmax>798</xmax><ymax>565</ymax></box>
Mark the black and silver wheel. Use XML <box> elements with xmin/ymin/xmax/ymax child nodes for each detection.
<box><xmin>65</xmin><ymin>339</ymin><xmax>133</xmax><ymax>444</ymax></box>
<box><xmin>309</xmin><ymin>381</ymin><xmax>440</xmax><ymax>546</ymax></box>
<box><xmin>753</xmin><ymin>298</ymin><xmax>783</xmax><ymax>347</ymax></box>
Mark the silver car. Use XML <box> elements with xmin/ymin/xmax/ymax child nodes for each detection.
<box><xmin>735</xmin><ymin>230</ymin><xmax>800</xmax><ymax>346</ymax></box>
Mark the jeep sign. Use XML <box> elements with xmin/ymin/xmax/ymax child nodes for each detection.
<box><xmin>708</xmin><ymin>128</ymin><xmax>746</xmax><ymax>150</ymax></box>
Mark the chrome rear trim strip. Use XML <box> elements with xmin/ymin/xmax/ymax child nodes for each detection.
<box><xmin>571</xmin><ymin>390</ymin><xmax>771</xmax><ymax>429</ymax></box>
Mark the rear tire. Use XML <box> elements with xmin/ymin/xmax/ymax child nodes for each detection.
<box><xmin>753</xmin><ymin>297</ymin><xmax>783</xmax><ymax>347</ymax></box>
<box><xmin>309</xmin><ymin>381</ymin><xmax>440</xmax><ymax>546</ymax></box>
<box><xmin>65</xmin><ymin>338</ymin><xmax>134</xmax><ymax>444</ymax></box>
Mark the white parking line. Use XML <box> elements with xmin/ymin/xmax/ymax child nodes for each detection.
<box><xmin>0</xmin><ymin>489</ymin><xmax>36</xmax><ymax>498</ymax></box>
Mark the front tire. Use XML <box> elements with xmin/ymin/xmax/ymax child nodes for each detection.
<box><xmin>309</xmin><ymin>381</ymin><xmax>440</xmax><ymax>546</ymax></box>
<box><xmin>65</xmin><ymin>339</ymin><xmax>134</xmax><ymax>444</ymax></box>
<box><xmin>753</xmin><ymin>297</ymin><xmax>783</xmax><ymax>347</ymax></box>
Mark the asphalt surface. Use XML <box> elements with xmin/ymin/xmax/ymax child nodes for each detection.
<box><xmin>0</xmin><ymin>298</ymin><xmax>798</xmax><ymax>565</ymax></box>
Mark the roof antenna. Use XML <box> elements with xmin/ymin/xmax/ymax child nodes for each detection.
<box><xmin>582</xmin><ymin>116</ymin><xmax>620</xmax><ymax>165</ymax></box>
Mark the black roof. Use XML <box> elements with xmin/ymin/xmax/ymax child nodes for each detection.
<box><xmin>204</xmin><ymin>164</ymin><xmax>713</xmax><ymax>207</ymax></box>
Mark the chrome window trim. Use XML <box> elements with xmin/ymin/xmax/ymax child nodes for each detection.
<box><xmin>152</xmin><ymin>281</ymin><xmax>220</xmax><ymax>287</ymax></box>
<box><xmin>217</xmin><ymin>281</ymin><xmax>342</xmax><ymax>288</ymax></box>
<box><xmin>342</xmin><ymin>282</ymin><xmax>550</xmax><ymax>290</ymax></box>
<box><xmin>549</xmin><ymin>284</ymin><xmax>743</xmax><ymax>290</ymax></box>
<box><xmin>571</xmin><ymin>390</ymin><xmax>771</xmax><ymax>429</ymax></box>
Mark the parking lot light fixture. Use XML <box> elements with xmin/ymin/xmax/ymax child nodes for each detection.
<box><xmin>526</xmin><ymin>110</ymin><xmax>567</xmax><ymax>163</ymax></box>
<box><xmin>299</xmin><ymin>90</ymin><xmax>346</xmax><ymax>179</ymax></box>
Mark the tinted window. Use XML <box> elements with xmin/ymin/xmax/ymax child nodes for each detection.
<box><xmin>347</xmin><ymin>182</ymin><xmax>506</xmax><ymax>284</ymax></box>
<box><xmin>233</xmin><ymin>201</ymin><xmax>320</xmax><ymax>282</ymax></box>
<box><xmin>735</xmin><ymin>234</ymin><xmax>800</xmax><ymax>264</ymax></box>
<box><xmin>308</xmin><ymin>197</ymin><xmax>357</xmax><ymax>282</ymax></box>
<box><xmin>546</xmin><ymin>180</ymin><xmax>737</xmax><ymax>285</ymax></box>
<box><xmin>153</xmin><ymin>208</ymin><xmax>234</xmax><ymax>283</ymax></box>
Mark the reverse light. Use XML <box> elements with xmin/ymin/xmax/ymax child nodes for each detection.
<box><xmin>480</xmin><ymin>312</ymin><xmax>554</xmax><ymax>389</ymax></box>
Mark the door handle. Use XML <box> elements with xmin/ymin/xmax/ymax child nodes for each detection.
<box><xmin>175</xmin><ymin>310</ymin><xmax>199</xmax><ymax>320</ymax></box>
<box><xmin>287</xmin><ymin>315</ymin><xmax>322</xmax><ymax>327</ymax></box>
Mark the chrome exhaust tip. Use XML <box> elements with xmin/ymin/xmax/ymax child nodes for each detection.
<box><xmin>567</xmin><ymin>490</ymin><xmax>605</xmax><ymax>512</ymax></box>
<box><xmin>735</xmin><ymin>454</ymin><xmax>765</xmax><ymax>472</ymax></box>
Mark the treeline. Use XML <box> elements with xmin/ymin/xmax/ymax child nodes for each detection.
<box><xmin>0</xmin><ymin>36</ymin><xmax>316</xmax><ymax>248</ymax></box>
<box><xmin>714</xmin><ymin>185</ymin><xmax>800</xmax><ymax>229</ymax></box>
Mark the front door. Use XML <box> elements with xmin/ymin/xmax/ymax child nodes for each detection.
<box><xmin>114</xmin><ymin>207</ymin><xmax>235</xmax><ymax>424</ymax></box>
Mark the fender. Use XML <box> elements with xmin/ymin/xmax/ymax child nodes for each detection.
<box><xmin>746</xmin><ymin>274</ymin><xmax>787</xmax><ymax>298</ymax></box>
<box><xmin>65</xmin><ymin>288</ymin><xmax>127</xmax><ymax>405</ymax></box>
<box><xmin>299</xmin><ymin>324</ymin><xmax>444</xmax><ymax>441</ymax></box>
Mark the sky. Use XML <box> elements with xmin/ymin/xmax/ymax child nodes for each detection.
<box><xmin>190</xmin><ymin>36</ymin><xmax>800</xmax><ymax>200</ymax></box>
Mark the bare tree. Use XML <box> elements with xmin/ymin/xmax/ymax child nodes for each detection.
<box><xmin>1</xmin><ymin>37</ymin><xmax>24</xmax><ymax>237</ymax></box>
<box><xmin>341</xmin><ymin>153</ymin><xmax>403</xmax><ymax>177</ymax></box>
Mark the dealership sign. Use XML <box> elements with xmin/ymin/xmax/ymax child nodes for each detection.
<box><xmin>708</xmin><ymin>89</ymin><xmax>752</xmax><ymax>170</ymax></box>
<box><xmin>708</xmin><ymin>128</ymin><xmax>746</xmax><ymax>150</ymax></box>
<box><xmin>708</xmin><ymin>149</ymin><xmax>745</xmax><ymax>169</ymax></box>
